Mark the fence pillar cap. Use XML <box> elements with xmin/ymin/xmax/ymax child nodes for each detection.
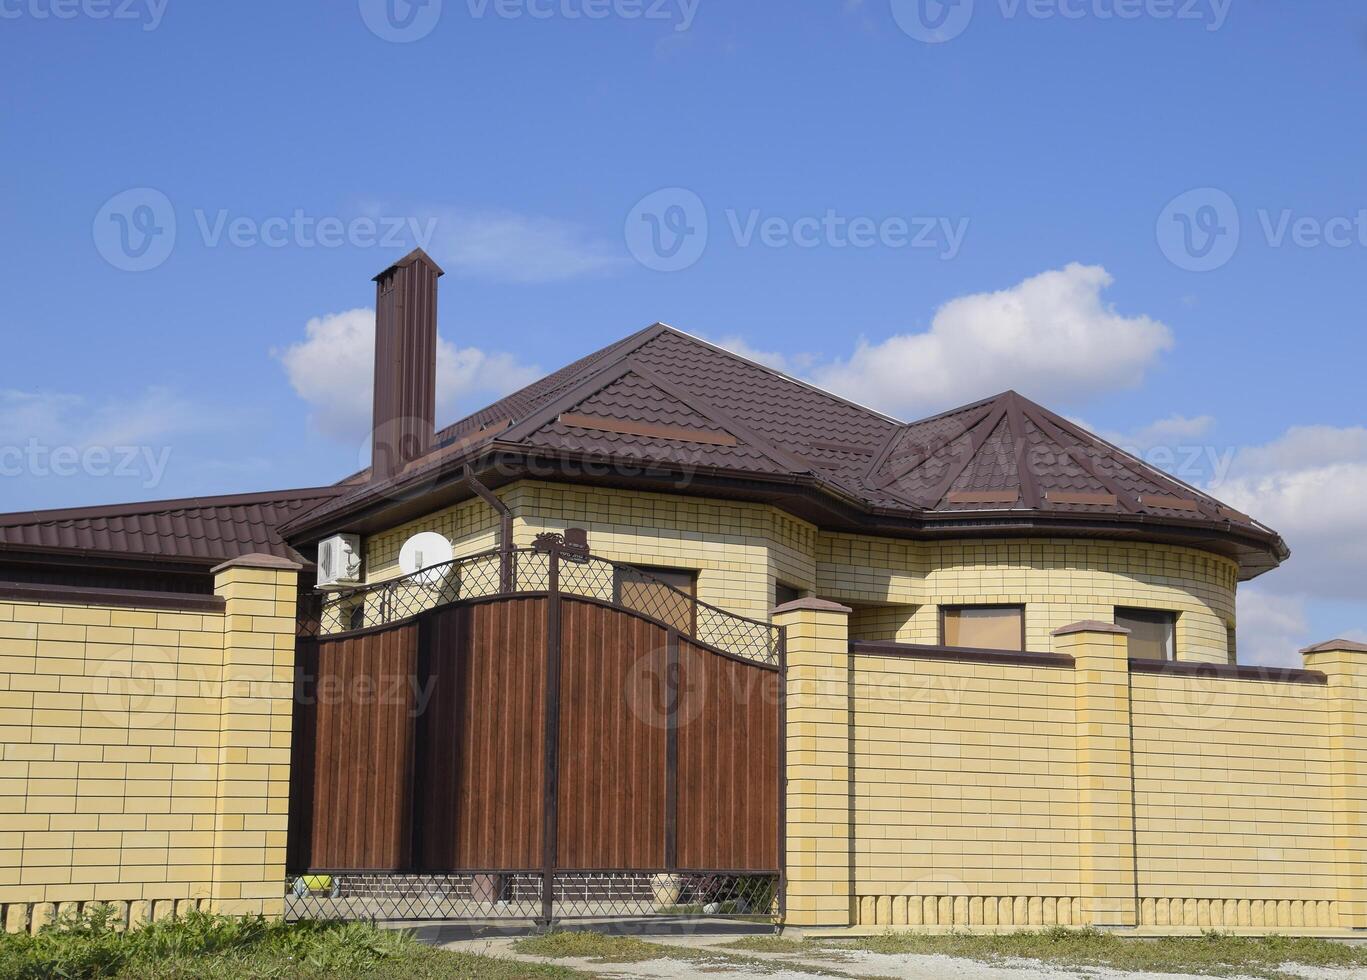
<box><xmin>211</xmin><ymin>553</ymin><xmax>303</xmax><ymax>574</ymax></box>
<box><xmin>1052</xmin><ymin>620</ymin><xmax>1130</xmax><ymax>637</ymax></box>
<box><xmin>1301</xmin><ymin>638</ymin><xmax>1367</xmax><ymax>655</ymax></box>
<box><xmin>773</xmin><ymin>597</ymin><xmax>852</xmax><ymax>616</ymax></box>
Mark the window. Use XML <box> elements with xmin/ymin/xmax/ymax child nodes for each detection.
<box><xmin>1226</xmin><ymin>624</ymin><xmax>1238</xmax><ymax>665</ymax></box>
<box><xmin>775</xmin><ymin>582</ymin><xmax>803</xmax><ymax>608</ymax></box>
<box><xmin>614</xmin><ymin>566</ymin><xmax>696</xmax><ymax>634</ymax></box>
<box><xmin>1115</xmin><ymin>608</ymin><xmax>1177</xmax><ymax>661</ymax></box>
<box><xmin>940</xmin><ymin>605</ymin><xmax>1025</xmax><ymax>652</ymax></box>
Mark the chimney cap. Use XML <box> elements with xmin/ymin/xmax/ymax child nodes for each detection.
<box><xmin>373</xmin><ymin>247</ymin><xmax>445</xmax><ymax>282</ymax></box>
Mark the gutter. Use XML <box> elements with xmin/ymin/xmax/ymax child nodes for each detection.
<box><xmin>465</xmin><ymin>466</ymin><xmax>515</xmax><ymax>592</ymax></box>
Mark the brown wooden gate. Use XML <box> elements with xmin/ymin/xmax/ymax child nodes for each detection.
<box><xmin>287</xmin><ymin>545</ymin><xmax>784</xmax><ymax>923</ymax></box>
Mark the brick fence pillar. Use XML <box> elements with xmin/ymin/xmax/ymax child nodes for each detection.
<box><xmin>1301</xmin><ymin>639</ymin><xmax>1367</xmax><ymax>930</ymax></box>
<box><xmin>1054</xmin><ymin>621</ymin><xmax>1137</xmax><ymax>929</ymax></box>
<box><xmin>773</xmin><ymin>597</ymin><xmax>853</xmax><ymax>927</ymax></box>
<box><xmin>209</xmin><ymin>554</ymin><xmax>301</xmax><ymax>917</ymax></box>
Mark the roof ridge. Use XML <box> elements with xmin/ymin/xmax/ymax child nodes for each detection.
<box><xmin>622</xmin><ymin>359</ymin><xmax>818</xmax><ymax>478</ymax></box>
<box><xmin>0</xmin><ymin>485</ymin><xmax>347</xmax><ymax>530</ymax></box>
<box><xmin>653</xmin><ymin>325</ymin><xmax>905</xmax><ymax>426</ymax></box>
<box><xmin>1023</xmin><ymin>398</ymin><xmax>1227</xmax><ymax>514</ymax></box>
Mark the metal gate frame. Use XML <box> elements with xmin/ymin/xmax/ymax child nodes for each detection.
<box><xmin>287</xmin><ymin>537</ymin><xmax>786</xmax><ymax>926</ymax></box>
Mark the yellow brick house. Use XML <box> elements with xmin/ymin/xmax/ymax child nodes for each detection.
<box><xmin>2</xmin><ymin>249</ymin><xmax>1364</xmax><ymax>934</ymax></box>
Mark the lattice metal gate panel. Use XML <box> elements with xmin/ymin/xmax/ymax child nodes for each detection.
<box><xmin>287</xmin><ymin>542</ymin><xmax>784</xmax><ymax>926</ymax></box>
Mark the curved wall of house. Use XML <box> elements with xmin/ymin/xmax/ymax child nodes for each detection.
<box><xmin>820</xmin><ymin>535</ymin><xmax>1238</xmax><ymax>665</ymax></box>
<box><xmin>362</xmin><ymin>482</ymin><xmax>1240</xmax><ymax>665</ymax></box>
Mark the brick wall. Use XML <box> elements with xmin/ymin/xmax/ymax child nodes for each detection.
<box><xmin>792</xmin><ymin>613</ymin><xmax>1365</xmax><ymax>933</ymax></box>
<box><xmin>367</xmin><ymin>484</ymin><xmax>1239</xmax><ymax>664</ymax></box>
<box><xmin>850</xmin><ymin>655</ymin><xmax>1083</xmax><ymax>923</ymax></box>
<box><xmin>1131</xmin><ymin>672</ymin><xmax>1339</xmax><ymax>927</ymax></box>
<box><xmin>0</xmin><ymin>556</ymin><xmax>298</xmax><ymax>933</ymax></box>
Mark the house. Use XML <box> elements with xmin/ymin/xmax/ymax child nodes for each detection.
<box><xmin>1</xmin><ymin>250</ymin><xmax>1363</xmax><ymax>936</ymax></box>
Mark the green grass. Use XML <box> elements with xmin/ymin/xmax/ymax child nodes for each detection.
<box><xmin>724</xmin><ymin>927</ymin><xmax>1367</xmax><ymax>979</ymax></box>
<box><xmin>0</xmin><ymin>907</ymin><xmax>587</xmax><ymax>980</ymax></box>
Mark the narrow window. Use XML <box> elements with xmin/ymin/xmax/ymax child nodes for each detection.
<box><xmin>940</xmin><ymin>605</ymin><xmax>1025</xmax><ymax>652</ymax></box>
<box><xmin>775</xmin><ymin>582</ymin><xmax>803</xmax><ymax>608</ymax></box>
<box><xmin>1115</xmin><ymin>608</ymin><xmax>1177</xmax><ymax>661</ymax></box>
<box><xmin>1226</xmin><ymin>624</ymin><xmax>1237</xmax><ymax>665</ymax></box>
<box><xmin>614</xmin><ymin>566</ymin><xmax>697</xmax><ymax>635</ymax></box>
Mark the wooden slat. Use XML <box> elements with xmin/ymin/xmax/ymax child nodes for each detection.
<box><xmin>303</xmin><ymin>623</ymin><xmax>419</xmax><ymax>870</ymax></box>
<box><xmin>556</xmin><ymin>599</ymin><xmax>668</xmax><ymax>870</ymax></box>
<box><xmin>414</xmin><ymin>599</ymin><xmax>546</xmax><ymax>871</ymax></box>
<box><xmin>675</xmin><ymin>640</ymin><xmax>781</xmax><ymax>871</ymax></box>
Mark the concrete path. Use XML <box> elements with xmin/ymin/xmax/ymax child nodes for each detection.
<box><xmin>433</xmin><ymin>932</ymin><xmax>1364</xmax><ymax>979</ymax></box>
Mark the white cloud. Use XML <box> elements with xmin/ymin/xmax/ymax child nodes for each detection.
<box><xmin>1100</xmin><ymin>414</ymin><xmax>1216</xmax><ymax>452</ymax></box>
<box><xmin>434</xmin><ymin>211</ymin><xmax>627</xmax><ymax>284</ymax></box>
<box><xmin>811</xmin><ymin>264</ymin><xmax>1174</xmax><ymax>418</ymax></box>
<box><xmin>1215</xmin><ymin>425</ymin><xmax>1367</xmax><ymax>602</ymax></box>
<box><xmin>709</xmin><ymin>335</ymin><xmax>816</xmax><ymax>376</ymax></box>
<box><xmin>275</xmin><ymin>308</ymin><xmax>541</xmax><ymax>443</ymax></box>
<box><xmin>0</xmin><ymin>386</ymin><xmax>207</xmax><ymax>449</ymax></box>
<box><xmin>1235</xmin><ymin>590</ymin><xmax>1311</xmax><ymax>668</ymax></box>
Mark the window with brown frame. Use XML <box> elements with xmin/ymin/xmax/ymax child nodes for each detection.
<box><xmin>774</xmin><ymin>581</ymin><xmax>803</xmax><ymax>608</ymax></box>
<box><xmin>613</xmin><ymin>566</ymin><xmax>697</xmax><ymax>635</ymax></box>
<box><xmin>1115</xmin><ymin>607</ymin><xmax>1177</xmax><ymax>661</ymax></box>
<box><xmin>940</xmin><ymin>604</ymin><xmax>1026</xmax><ymax>652</ymax></box>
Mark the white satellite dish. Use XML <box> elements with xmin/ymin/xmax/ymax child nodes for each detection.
<box><xmin>399</xmin><ymin>532</ymin><xmax>454</xmax><ymax>586</ymax></box>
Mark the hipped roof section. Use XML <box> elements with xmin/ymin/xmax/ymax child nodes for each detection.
<box><xmin>0</xmin><ymin>486</ymin><xmax>347</xmax><ymax>567</ymax></box>
<box><xmin>284</xmin><ymin>324</ymin><xmax>1287</xmax><ymax>579</ymax></box>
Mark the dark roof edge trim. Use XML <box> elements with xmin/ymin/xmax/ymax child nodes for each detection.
<box><xmin>1129</xmin><ymin>657</ymin><xmax>1327</xmax><ymax>686</ymax></box>
<box><xmin>0</xmin><ymin>485</ymin><xmax>346</xmax><ymax>529</ymax></box>
<box><xmin>0</xmin><ymin>582</ymin><xmax>226</xmax><ymax>613</ymax></box>
<box><xmin>850</xmin><ymin>640</ymin><xmax>1075</xmax><ymax>669</ymax></box>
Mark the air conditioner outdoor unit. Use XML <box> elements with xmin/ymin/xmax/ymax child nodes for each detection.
<box><xmin>316</xmin><ymin>533</ymin><xmax>363</xmax><ymax>590</ymax></box>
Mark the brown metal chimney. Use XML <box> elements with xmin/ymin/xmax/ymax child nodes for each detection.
<box><xmin>370</xmin><ymin>248</ymin><xmax>444</xmax><ymax>482</ymax></box>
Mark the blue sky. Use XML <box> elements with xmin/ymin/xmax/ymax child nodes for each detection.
<box><xmin>2</xmin><ymin>0</ymin><xmax>1365</xmax><ymax>662</ymax></box>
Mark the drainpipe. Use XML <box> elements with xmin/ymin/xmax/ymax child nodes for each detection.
<box><xmin>467</xmin><ymin>467</ymin><xmax>514</xmax><ymax>593</ymax></box>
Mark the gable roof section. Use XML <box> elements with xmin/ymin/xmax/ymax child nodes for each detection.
<box><xmin>0</xmin><ymin>486</ymin><xmax>347</xmax><ymax>566</ymax></box>
<box><xmin>279</xmin><ymin>325</ymin><xmax>1286</xmax><ymax>579</ymax></box>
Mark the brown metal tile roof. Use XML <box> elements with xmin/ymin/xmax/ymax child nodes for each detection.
<box><xmin>0</xmin><ymin>486</ymin><xmax>346</xmax><ymax>566</ymax></box>
<box><xmin>282</xmin><ymin>325</ymin><xmax>1286</xmax><ymax>579</ymax></box>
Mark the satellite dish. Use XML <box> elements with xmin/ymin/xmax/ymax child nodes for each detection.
<box><xmin>399</xmin><ymin>532</ymin><xmax>454</xmax><ymax>586</ymax></box>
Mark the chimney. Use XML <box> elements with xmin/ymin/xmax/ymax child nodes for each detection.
<box><xmin>371</xmin><ymin>248</ymin><xmax>444</xmax><ymax>482</ymax></box>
